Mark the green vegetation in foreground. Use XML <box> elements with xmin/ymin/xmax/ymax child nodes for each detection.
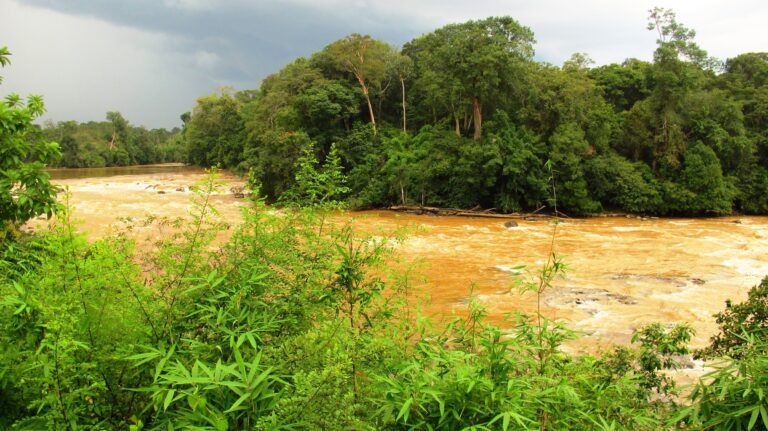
<box><xmin>2</xmin><ymin>155</ymin><xmax>768</xmax><ymax>430</ymax></box>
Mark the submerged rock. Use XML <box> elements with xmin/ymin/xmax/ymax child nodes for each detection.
<box><xmin>230</xmin><ymin>186</ymin><xmax>245</xmax><ymax>199</ymax></box>
<box><xmin>503</xmin><ymin>221</ymin><xmax>518</xmax><ymax>228</ymax></box>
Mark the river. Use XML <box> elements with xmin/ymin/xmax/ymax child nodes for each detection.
<box><xmin>44</xmin><ymin>166</ymin><xmax>768</xmax><ymax>357</ymax></box>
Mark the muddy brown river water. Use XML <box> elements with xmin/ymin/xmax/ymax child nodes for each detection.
<box><xmin>45</xmin><ymin>166</ymin><xmax>768</xmax><ymax>361</ymax></box>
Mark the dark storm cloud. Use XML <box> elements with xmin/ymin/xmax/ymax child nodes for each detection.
<box><xmin>21</xmin><ymin>0</ymin><xmax>424</xmax><ymax>86</ymax></box>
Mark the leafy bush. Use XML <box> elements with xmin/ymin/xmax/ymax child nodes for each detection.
<box><xmin>0</xmin><ymin>47</ymin><xmax>60</xmax><ymax>242</ymax></box>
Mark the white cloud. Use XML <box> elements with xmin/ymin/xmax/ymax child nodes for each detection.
<box><xmin>0</xmin><ymin>0</ymin><xmax>210</xmax><ymax>128</ymax></box>
<box><xmin>284</xmin><ymin>0</ymin><xmax>768</xmax><ymax>65</ymax></box>
<box><xmin>194</xmin><ymin>50</ymin><xmax>220</xmax><ymax>69</ymax></box>
<box><xmin>162</xmin><ymin>0</ymin><xmax>215</xmax><ymax>12</ymax></box>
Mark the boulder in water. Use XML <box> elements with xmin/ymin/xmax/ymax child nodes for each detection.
<box><xmin>503</xmin><ymin>221</ymin><xmax>518</xmax><ymax>228</ymax></box>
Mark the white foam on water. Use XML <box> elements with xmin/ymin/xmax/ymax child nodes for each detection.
<box><xmin>611</xmin><ymin>226</ymin><xmax>645</xmax><ymax>232</ymax></box>
<box><xmin>650</xmin><ymin>283</ymin><xmax>701</xmax><ymax>301</ymax></box>
<box><xmin>584</xmin><ymin>232</ymin><xmax>622</xmax><ymax>241</ymax></box>
<box><xmin>704</xmin><ymin>248</ymin><xmax>739</xmax><ymax>257</ymax></box>
<box><xmin>574</xmin><ymin>309</ymin><xmax>613</xmax><ymax>329</ymax></box>
<box><xmin>494</xmin><ymin>264</ymin><xmax>524</xmax><ymax>275</ymax></box>
<box><xmin>668</xmin><ymin>220</ymin><xmax>692</xmax><ymax>226</ymax></box>
<box><xmin>464</xmin><ymin>225</ymin><xmax>490</xmax><ymax>233</ymax></box>
<box><xmin>721</xmin><ymin>257</ymin><xmax>768</xmax><ymax>276</ymax></box>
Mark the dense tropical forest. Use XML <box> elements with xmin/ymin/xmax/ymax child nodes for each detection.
<box><xmin>2</xmin><ymin>7</ymin><xmax>768</xmax><ymax>431</ymax></box>
<box><xmin>172</xmin><ymin>8</ymin><xmax>766</xmax><ymax>216</ymax></box>
<box><xmin>36</xmin><ymin>8</ymin><xmax>768</xmax><ymax>216</ymax></box>
<box><xmin>37</xmin><ymin>114</ymin><xmax>184</xmax><ymax>168</ymax></box>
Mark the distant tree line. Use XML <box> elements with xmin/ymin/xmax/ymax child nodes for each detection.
<box><xmin>177</xmin><ymin>8</ymin><xmax>768</xmax><ymax>216</ymax></box>
<box><xmin>35</xmin><ymin>112</ymin><xmax>184</xmax><ymax>168</ymax></box>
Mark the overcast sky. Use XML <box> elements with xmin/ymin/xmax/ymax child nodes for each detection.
<box><xmin>1</xmin><ymin>0</ymin><xmax>766</xmax><ymax>129</ymax></box>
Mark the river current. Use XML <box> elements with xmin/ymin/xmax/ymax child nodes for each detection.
<box><xmin>45</xmin><ymin>166</ymin><xmax>768</xmax><ymax>355</ymax></box>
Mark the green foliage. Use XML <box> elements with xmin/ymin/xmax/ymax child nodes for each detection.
<box><xmin>0</xmin><ymin>198</ymin><xmax>154</xmax><ymax>429</ymax></box>
<box><xmin>683</xmin><ymin>344</ymin><xmax>768</xmax><ymax>431</ymax></box>
<box><xmin>589</xmin><ymin>59</ymin><xmax>651</xmax><ymax>113</ymax></box>
<box><xmin>42</xmin><ymin>115</ymin><xmax>182</xmax><ymax>168</ymax></box>
<box><xmin>631</xmin><ymin>322</ymin><xmax>693</xmax><ymax>397</ymax></box>
<box><xmin>324</xmin><ymin>33</ymin><xmax>395</xmax><ymax>134</ymax></box>
<box><xmin>242</xmin><ymin>131</ymin><xmax>312</xmax><ymax>200</ymax></box>
<box><xmin>674</xmin><ymin>143</ymin><xmax>734</xmax><ymax>215</ymax></box>
<box><xmin>280</xmin><ymin>142</ymin><xmax>350</xmax><ymax>209</ymax></box>
<box><xmin>698</xmin><ymin>277</ymin><xmax>768</xmax><ymax>359</ymax></box>
<box><xmin>0</xmin><ymin>47</ymin><xmax>60</xmax><ymax>241</ymax></box>
<box><xmin>681</xmin><ymin>277</ymin><xmax>768</xmax><ymax>430</ymax></box>
<box><xmin>405</xmin><ymin>16</ymin><xmax>534</xmax><ymax>140</ymax></box>
<box><xmin>186</xmin><ymin>91</ymin><xmax>245</xmax><ymax>167</ymax></box>
<box><xmin>585</xmin><ymin>154</ymin><xmax>662</xmax><ymax>213</ymax></box>
<box><xmin>548</xmin><ymin>122</ymin><xmax>601</xmax><ymax>215</ymax></box>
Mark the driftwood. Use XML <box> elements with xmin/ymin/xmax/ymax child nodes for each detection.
<box><xmin>388</xmin><ymin>205</ymin><xmax>560</xmax><ymax>220</ymax></box>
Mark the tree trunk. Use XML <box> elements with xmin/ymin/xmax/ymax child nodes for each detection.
<box><xmin>364</xmin><ymin>88</ymin><xmax>377</xmax><ymax>135</ymax></box>
<box><xmin>400</xmin><ymin>76</ymin><xmax>407</xmax><ymax>132</ymax></box>
<box><xmin>356</xmin><ymin>75</ymin><xmax>377</xmax><ymax>135</ymax></box>
<box><xmin>454</xmin><ymin>115</ymin><xmax>461</xmax><ymax>136</ymax></box>
<box><xmin>472</xmin><ymin>96</ymin><xmax>482</xmax><ymax>141</ymax></box>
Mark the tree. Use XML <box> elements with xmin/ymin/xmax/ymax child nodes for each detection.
<box><xmin>0</xmin><ymin>47</ymin><xmax>60</xmax><ymax>240</ymax></box>
<box><xmin>676</xmin><ymin>143</ymin><xmax>734</xmax><ymax>215</ymax></box>
<box><xmin>647</xmin><ymin>7</ymin><xmax>720</xmax><ymax>70</ymax></box>
<box><xmin>645</xmin><ymin>8</ymin><xmax>713</xmax><ymax>172</ymax></box>
<box><xmin>562</xmin><ymin>52</ymin><xmax>594</xmax><ymax>72</ymax></box>
<box><xmin>281</xmin><ymin>142</ymin><xmax>349</xmax><ymax>208</ymax></box>
<box><xmin>406</xmin><ymin>17</ymin><xmax>534</xmax><ymax>140</ymax></box>
<box><xmin>588</xmin><ymin>59</ymin><xmax>651</xmax><ymax>113</ymax></box>
<box><xmin>390</xmin><ymin>53</ymin><xmax>413</xmax><ymax>132</ymax></box>
<box><xmin>244</xmin><ymin>58</ymin><xmax>324</xmax><ymax>135</ymax></box>
<box><xmin>185</xmin><ymin>91</ymin><xmax>245</xmax><ymax>167</ymax></box>
<box><xmin>325</xmin><ymin>34</ymin><xmax>392</xmax><ymax>135</ymax></box>
<box><xmin>293</xmin><ymin>79</ymin><xmax>361</xmax><ymax>136</ymax></box>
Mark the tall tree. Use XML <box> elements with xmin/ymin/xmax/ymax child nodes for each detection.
<box><xmin>325</xmin><ymin>34</ymin><xmax>392</xmax><ymax>135</ymax></box>
<box><xmin>645</xmin><ymin>7</ymin><xmax>713</xmax><ymax>171</ymax></box>
<box><xmin>388</xmin><ymin>53</ymin><xmax>413</xmax><ymax>132</ymax></box>
<box><xmin>647</xmin><ymin>7</ymin><xmax>720</xmax><ymax>70</ymax></box>
<box><xmin>186</xmin><ymin>91</ymin><xmax>245</xmax><ymax>167</ymax></box>
<box><xmin>406</xmin><ymin>17</ymin><xmax>534</xmax><ymax>140</ymax></box>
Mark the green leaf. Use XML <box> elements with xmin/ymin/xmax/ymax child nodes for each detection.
<box><xmin>749</xmin><ymin>407</ymin><xmax>759</xmax><ymax>430</ymax></box>
<box><xmin>397</xmin><ymin>397</ymin><xmax>413</xmax><ymax>423</ymax></box>
<box><xmin>215</xmin><ymin>416</ymin><xmax>228</xmax><ymax>431</ymax></box>
<box><xmin>163</xmin><ymin>389</ymin><xmax>176</xmax><ymax>411</ymax></box>
<box><xmin>225</xmin><ymin>392</ymin><xmax>251</xmax><ymax>413</ymax></box>
<box><xmin>760</xmin><ymin>405</ymin><xmax>768</xmax><ymax>430</ymax></box>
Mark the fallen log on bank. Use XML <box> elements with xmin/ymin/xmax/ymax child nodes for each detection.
<box><xmin>388</xmin><ymin>205</ymin><xmax>563</xmax><ymax>220</ymax></box>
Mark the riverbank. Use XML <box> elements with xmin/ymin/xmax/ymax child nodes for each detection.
<box><xmin>37</xmin><ymin>169</ymin><xmax>767</xmax><ymax>353</ymax></box>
